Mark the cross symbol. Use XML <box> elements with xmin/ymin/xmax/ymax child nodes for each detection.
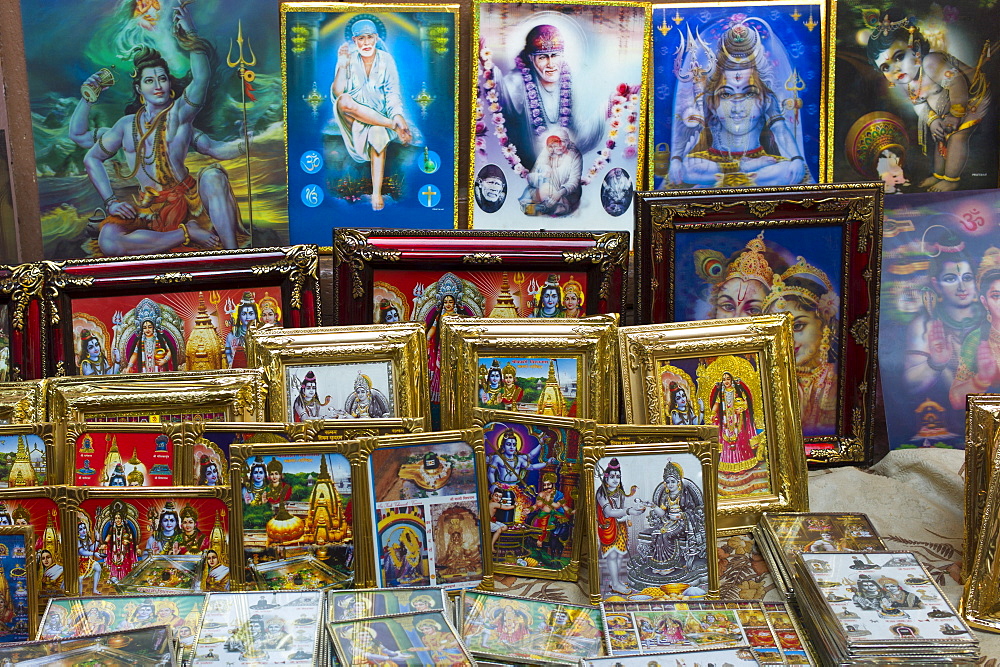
<box><xmin>421</xmin><ymin>185</ymin><xmax>438</xmax><ymax>206</ymax></box>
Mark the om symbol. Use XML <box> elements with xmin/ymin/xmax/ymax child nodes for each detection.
<box><xmin>961</xmin><ymin>208</ymin><xmax>985</xmax><ymax>231</ymax></box>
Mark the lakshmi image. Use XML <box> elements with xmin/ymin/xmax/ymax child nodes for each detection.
<box><xmin>710</xmin><ymin>371</ymin><xmax>764</xmax><ymax>474</ymax></box>
<box><xmin>865</xmin><ymin>9</ymin><xmax>991</xmax><ymax>192</ymax></box>
<box><xmin>417</xmin><ymin>273</ymin><xmax>484</xmax><ymax>403</ymax></box>
<box><xmin>595</xmin><ymin>457</ymin><xmax>644</xmax><ymax>596</ymax></box>
<box><xmin>331</xmin><ymin>15</ymin><xmax>415</xmax><ymax>211</ymax></box>
<box><xmin>71</xmin><ymin>5</ymin><xmax>245</xmax><ymax>255</ymax></box>
<box><xmin>668</xmin><ymin>17</ymin><xmax>810</xmax><ymax>188</ymax></box>
<box><xmin>763</xmin><ymin>257</ymin><xmax>840</xmax><ymax>435</ymax></box>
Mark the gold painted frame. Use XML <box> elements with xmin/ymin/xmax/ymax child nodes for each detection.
<box><xmin>64</xmin><ymin>486</ymin><xmax>232</xmax><ymax>596</ymax></box>
<box><xmin>229</xmin><ymin>439</ymin><xmax>363</xmax><ymax>592</ymax></box>
<box><xmin>0</xmin><ymin>423</ymin><xmax>57</xmax><ymax>487</ymax></box>
<box><xmin>619</xmin><ymin>315</ymin><xmax>808</xmax><ymax>533</ymax></box>
<box><xmin>0</xmin><ymin>525</ymin><xmax>38</xmax><ymax>641</ymax></box>
<box><xmin>472</xmin><ymin>408</ymin><xmax>594</xmax><ymax>581</ymax></box>
<box><xmin>439</xmin><ymin>314</ymin><xmax>619</xmax><ymax>430</ymax></box>
<box><xmin>0</xmin><ymin>487</ymin><xmax>67</xmax><ymax>601</ymax></box>
<box><xmin>356</xmin><ymin>429</ymin><xmax>494</xmax><ymax>591</ymax></box>
<box><xmin>963</xmin><ymin>432</ymin><xmax>1000</xmax><ymax>632</ymax></box>
<box><xmin>46</xmin><ymin>369</ymin><xmax>267</xmax><ymax>423</ymax></box>
<box><xmin>247</xmin><ymin>323</ymin><xmax>430</xmax><ymax>428</ymax></box>
<box><xmin>0</xmin><ymin>380</ymin><xmax>46</xmax><ymax>423</ymax></box>
<box><xmin>181</xmin><ymin>421</ymin><xmax>317</xmax><ymax>487</ymax></box>
<box><xmin>302</xmin><ymin>418</ymin><xmax>425</xmax><ymax>441</ymax></box>
<box><xmin>584</xmin><ymin>426</ymin><xmax>719</xmax><ymax>604</ymax></box>
<box><xmin>964</xmin><ymin>394</ymin><xmax>1000</xmax><ymax>579</ymax></box>
<box><xmin>330</xmin><ymin>610</ymin><xmax>475</xmax><ymax>667</ymax></box>
<box><xmin>63</xmin><ymin>422</ymin><xmax>183</xmax><ymax>489</ymax></box>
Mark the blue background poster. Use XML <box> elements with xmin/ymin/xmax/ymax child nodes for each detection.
<box><xmin>284</xmin><ymin>8</ymin><xmax>458</xmax><ymax>244</ymax></box>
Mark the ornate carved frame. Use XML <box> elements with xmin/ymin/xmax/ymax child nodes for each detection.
<box><xmin>618</xmin><ymin>315</ymin><xmax>809</xmax><ymax>533</ymax></box>
<box><xmin>41</xmin><ymin>246</ymin><xmax>320</xmax><ymax>377</ymax></box>
<box><xmin>0</xmin><ymin>264</ymin><xmax>46</xmax><ymax>379</ymax></box>
<box><xmin>635</xmin><ymin>182</ymin><xmax>884</xmax><ymax>466</ymax></box>
<box><xmin>0</xmin><ymin>381</ymin><xmax>46</xmax><ymax>424</ymax></box>
<box><xmin>0</xmin><ymin>422</ymin><xmax>58</xmax><ymax>487</ymax></box>
<box><xmin>332</xmin><ymin>228</ymin><xmax>629</xmax><ymax>324</ymax></box>
<box><xmin>62</xmin><ymin>421</ymin><xmax>184</xmax><ymax>489</ymax></box>
<box><xmin>964</xmin><ymin>395</ymin><xmax>1000</xmax><ymax>580</ymax></box>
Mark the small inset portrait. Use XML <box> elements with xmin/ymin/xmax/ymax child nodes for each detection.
<box><xmin>600</xmin><ymin>168</ymin><xmax>633</xmax><ymax>216</ymax></box>
<box><xmin>474</xmin><ymin>164</ymin><xmax>507</xmax><ymax>214</ymax></box>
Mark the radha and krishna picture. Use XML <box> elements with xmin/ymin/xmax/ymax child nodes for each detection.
<box><xmin>593</xmin><ymin>452</ymin><xmax>708</xmax><ymax>599</ymax></box>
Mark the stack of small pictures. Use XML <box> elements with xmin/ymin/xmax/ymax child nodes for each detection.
<box><xmin>329</xmin><ymin>609</ymin><xmax>472</xmax><ymax>666</ymax></box>
<box><xmin>581</xmin><ymin>646</ymin><xmax>760</xmax><ymax>666</ymax></box>
<box><xmin>460</xmin><ymin>589</ymin><xmax>604</xmax><ymax>665</ymax></box>
<box><xmin>754</xmin><ymin>512</ymin><xmax>885</xmax><ymax>600</ymax></box>
<box><xmin>0</xmin><ymin>625</ymin><xmax>176</xmax><ymax>665</ymax></box>
<box><xmin>792</xmin><ymin>551</ymin><xmax>978</xmax><ymax>664</ymax></box>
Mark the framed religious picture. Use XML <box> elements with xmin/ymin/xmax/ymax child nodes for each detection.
<box><xmin>649</xmin><ymin>2</ymin><xmax>827</xmax><ymax>191</ymax></box>
<box><xmin>831</xmin><ymin>0</ymin><xmax>999</xmax><ymax>192</ymax></box>
<box><xmin>584</xmin><ymin>648</ymin><xmax>760</xmax><ymax>667</ymax></box>
<box><xmin>65</xmin><ymin>422</ymin><xmax>182</xmax><ymax>488</ymax></box>
<box><xmin>0</xmin><ymin>264</ymin><xmax>46</xmax><ymax>380</ymax></box>
<box><xmin>471</xmin><ymin>0</ymin><xmax>650</xmax><ymax>232</ymax></box>
<box><xmin>181</xmin><ymin>421</ymin><xmax>312</xmax><ymax>488</ymax></box>
<box><xmin>0</xmin><ymin>526</ymin><xmax>37</xmax><ymax>642</ymax></box>
<box><xmin>460</xmin><ymin>589</ymin><xmax>604</xmax><ymax>664</ymax></box>
<box><xmin>0</xmin><ymin>625</ymin><xmax>176</xmax><ymax>665</ymax></box>
<box><xmin>0</xmin><ymin>381</ymin><xmax>45</xmax><ymax>424</ymax></box>
<box><xmin>330</xmin><ymin>610</ymin><xmax>473</xmax><ymax>666</ymax></box>
<box><xmin>472</xmin><ymin>409</ymin><xmax>592</xmax><ymax>581</ymax></box>
<box><xmin>0</xmin><ymin>423</ymin><xmax>57</xmax><ymax>488</ymax></box>
<box><xmin>282</xmin><ymin>3</ymin><xmax>461</xmax><ymax>242</ymax></box>
<box><xmin>229</xmin><ymin>441</ymin><xmax>360</xmax><ymax>592</ymax></box>
<box><xmin>0</xmin><ymin>487</ymin><xmax>67</xmax><ymax>602</ymax></box>
<box><xmin>439</xmin><ymin>314</ymin><xmax>618</xmax><ymax>430</ymax></box>
<box><xmin>618</xmin><ymin>316</ymin><xmax>809</xmax><ymax>533</ymax></box>
<box><xmin>188</xmin><ymin>591</ymin><xmax>325</xmax><ymax>664</ymax></box>
<box><xmin>46</xmin><ymin>369</ymin><xmax>267</xmax><ymax>423</ymax></box>
<box><xmin>358</xmin><ymin>429</ymin><xmax>492</xmax><ymax>591</ymax></box>
<box><xmin>333</xmin><ymin>228</ymin><xmax>629</xmax><ymax>421</ymax></box>
<box><xmin>247</xmin><ymin>323</ymin><xmax>430</xmax><ymax>428</ymax></box>
<box><xmin>327</xmin><ymin>587</ymin><xmax>448</xmax><ymax>621</ymax></box>
<box><xmin>583</xmin><ymin>426</ymin><xmax>718</xmax><ymax>603</ymax></box>
<box><xmin>964</xmin><ymin>395</ymin><xmax>1000</xmax><ymax>577</ymax></box>
<box><xmin>880</xmin><ymin>190</ymin><xmax>1000</xmax><ymax>454</ymax></box>
<box><xmin>19</xmin><ymin>0</ymin><xmax>291</xmax><ymax>261</ymax></box>
<box><xmin>38</xmin><ymin>593</ymin><xmax>207</xmax><ymax>663</ymax></box>
<box><xmin>42</xmin><ymin>245</ymin><xmax>320</xmax><ymax>377</ymax></box>
<box><xmin>67</xmin><ymin>486</ymin><xmax>232</xmax><ymax>596</ymax></box>
<box><xmin>964</xmin><ymin>440</ymin><xmax>1000</xmax><ymax>632</ymax></box>
<box><xmin>635</xmin><ymin>182</ymin><xmax>884</xmax><ymax>466</ymax></box>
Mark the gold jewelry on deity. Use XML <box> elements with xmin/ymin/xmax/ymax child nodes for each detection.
<box><xmin>976</xmin><ymin>248</ymin><xmax>1000</xmax><ymax>286</ymax></box>
<box><xmin>819</xmin><ymin>325</ymin><xmax>831</xmax><ymax>357</ymax></box>
<box><xmin>722</xmin><ymin>232</ymin><xmax>773</xmax><ymax>286</ymax></box>
<box><xmin>179</xmin><ymin>223</ymin><xmax>191</xmax><ymax>246</ymax></box>
<box><xmin>950</xmin><ymin>103</ymin><xmax>967</xmax><ymax>117</ymax></box>
<box><xmin>760</xmin><ymin>256</ymin><xmax>835</xmax><ymax>314</ymax></box>
<box><xmin>96</xmin><ymin>133</ymin><xmax>113</xmax><ymax>157</ymax></box>
<box><xmin>936</xmin><ymin>173</ymin><xmax>961</xmax><ymax>182</ymax></box>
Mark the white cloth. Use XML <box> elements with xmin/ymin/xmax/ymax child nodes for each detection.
<box><xmin>334</xmin><ymin>50</ymin><xmax>405</xmax><ymax>163</ymax></box>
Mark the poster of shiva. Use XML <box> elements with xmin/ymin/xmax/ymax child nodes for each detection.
<box><xmin>284</xmin><ymin>361</ymin><xmax>395</xmax><ymax>421</ymax></box>
<box><xmin>482</xmin><ymin>419</ymin><xmax>581</xmax><ymax>576</ymax></box>
<box><xmin>371</xmin><ymin>270</ymin><xmax>587</xmax><ymax>404</ymax></box>
<box><xmin>592</xmin><ymin>452</ymin><xmax>708</xmax><ymax>600</ymax></box>
<box><xmin>0</xmin><ymin>495</ymin><xmax>65</xmax><ymax>602</ymax></box>
<box><xmin>74</xmin><ymin>495</ymin><xmax>229</xmax><ymax>595</ymax></box>
<box><xmin>240</xmin><ymin>453</ymin><xmax>354</xmax><ymax>590</ymax></box>
<box><xmin>879</xmin><ymin>189</ymin><xmax>1000</xmax><ymax>449</ymax></box>
<box><xmin>672</xmin><ymin>227</ymin><xmax>843</xmax><ymax>439</ymax></box>
<box><xmin>369</xmin><ymin>439</ymin><xmax>483</xmax><ymax>589</ymax></box>
<box><xmin>655</xmin><ymin>354</ymin><xmax>771</xmax><ymax>501</ymax></box>
<box><xmin>477</xmin><ymin>356</ymin><xmax>579</xmax><ymax>416</ymax></box>
<box><xmin>20</xmin><ymin>0</ymin><xmax>289</xmax><ymax>259</ymax></box>
<box><xmin>472</xmin><ymin>1</ymin><xmax>649</xmax><ymax>231</ymax></box>
<box><xmin>650</xmin><ymin>2</ymin><xmax>824</xmax><ymax>189</ymax></box>
<box><xmin>70</xmin><ymin>288</ymin><xmax>283</xmax><ymax>374</ymax></box>
<box><xmin>833</xmin><ymin>0</ymin><xmax>998</xmax><ymax>192</ymax></box>
<box><xmin>282</xmin><ymin>4</ymin><xmax>460</xmax><ymax>243</ymax></box>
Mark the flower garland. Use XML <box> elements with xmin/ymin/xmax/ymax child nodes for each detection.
<box><xmin>476</xmin><ymin>42</ymin><xmax>640</xmax><ymax>184</ymax></box>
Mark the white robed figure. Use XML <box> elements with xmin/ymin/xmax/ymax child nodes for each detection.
<box><xmin>331</xmin><ymin>16</ymin><xmax>413</xmax><ymax>210</ymax></box>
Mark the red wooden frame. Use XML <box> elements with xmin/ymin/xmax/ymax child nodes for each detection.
<box><xmin>0</xmin><ymin>264</ymin><xmax>45</xmax><ymax>380</ymax></box>
<box><xmin>635</xmin><ymin>182</ymin><xmax>884</xmax><ymax>466</ymax></box>
<box><xmin>43</xmin><ymin>246</ymin><xmax>321</xmax><ymax>377</ymax></box>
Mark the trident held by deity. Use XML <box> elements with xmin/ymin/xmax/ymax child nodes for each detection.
<box><xmin>783</xmin><ymin>69</ymin><xmax>805</xmax><ymax>140</ymax></box>
<box><xmin>227</xmin><ymin>20</ymin><xmax>256</xmax><ymax>240</ymax></box>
